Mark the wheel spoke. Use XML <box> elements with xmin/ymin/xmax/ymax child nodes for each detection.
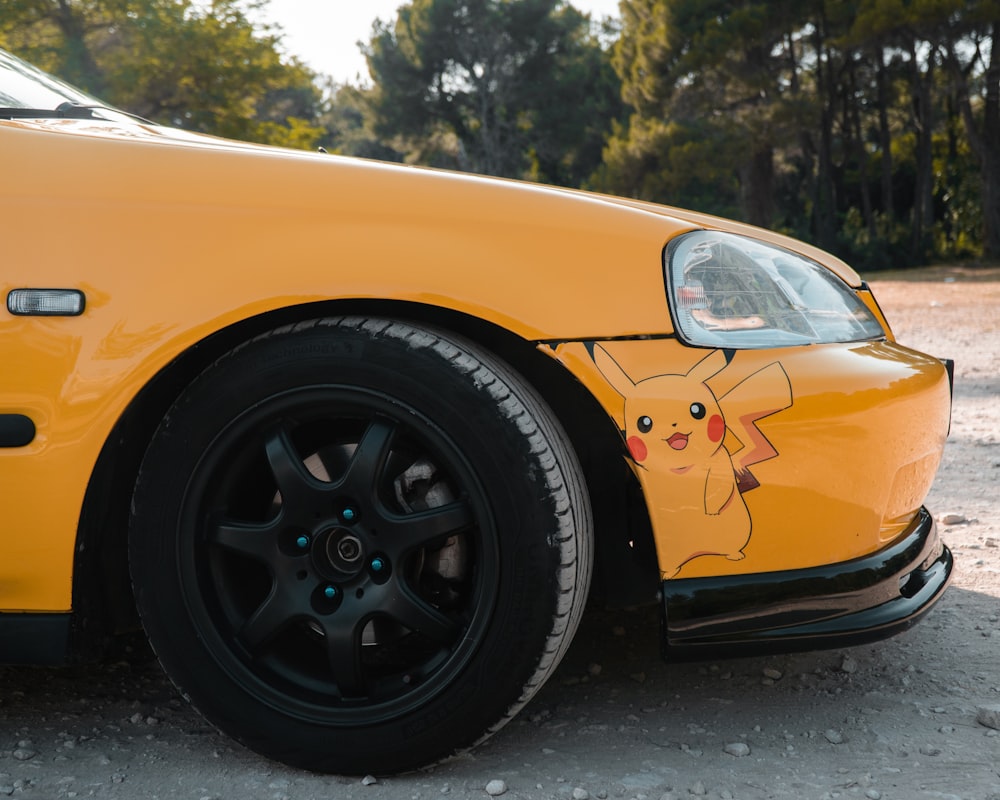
<box><xmin>210</xmin><ymin>517</ymin><xmax>280</xmax><ymax>561</ymax></box>
<box><xmin>383</xmin><ymin>584</ymin><xmax>460</xmax><ymax>643</ymax></box>
<box><xmin>341</xmin><ymin>418</ymin><xmax>395</xmax><ymax>494</ymax></box>
<box><xmin>264</xmin><ymin>424</ymin><xmax>323</xmax><ymax>507</ymax></box>
<box><xmin>380</xmin><ymin>499</ymin><xmax>474</xmax><ymax>555</ymax></box>
<box><xmin>239</xmin><ymin>585</ymin><xmax>307</xmax><ymax>649</ymax></box>
<box><xmin>319</xmin><ymin>616</ymin><xmax>366</xmax><ymax>697</ymax></box>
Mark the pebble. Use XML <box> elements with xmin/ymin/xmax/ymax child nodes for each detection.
<box><xmin>689</xmin><ymin>781</ymin><xmax>708</xmax><ymax>796</ymax></box>
<box><xmin>724</xmin><ymin>742</ymin><xmax>750</xmax><ymax>757</ymax></box>
<box><xmin>840</xmin><ymin>655</ymin><xmax>858</xmax><ymax>674</ymax></box>
<box><xmin>824</xmin><ymin>729</ymin><xmax>845</xmax><ymax>744</ymax></box>
<box><xmin>485</xmin><ymin>779</ymin><xmax>508</xmax><ymax>796</ymax></box>
<box><xmin>572</xmin><ymin>788</ymin><xmax>590</xmax><ymax>800</ymax></box>
<box><xmin>976</xmin><ymin>704</ymin><xmax>1000</xmax><ymax>730</ymax></box>
<box><xmin>763</xmin><ymin>668</ymin><xmax>783</xmax><ymax>681</ymax></box>
<box><xmin>941</xmin><ymin>513</ymin><xmax>967</xmax><ymax>525</ymax></box>
<box><xmin>361</xmin><ymin>775</ymin><xmax>377</xmax><ymax>786</ymax></box>
<box><xmin>11</xmin><ymin>749</ymin><xmax>36</xmax><ymax>761</ymax></box>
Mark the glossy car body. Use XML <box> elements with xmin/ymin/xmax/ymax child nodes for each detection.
<box><xmin>0</xmin><ymin>49</ymin><xmax>952</xmax><ymax>772</ymax></box>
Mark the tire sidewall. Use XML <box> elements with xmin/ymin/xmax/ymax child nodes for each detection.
<box><xmin>131</xmin><ymin>318</ymin><xmax>569</xmax><ymax>771</ymax></box>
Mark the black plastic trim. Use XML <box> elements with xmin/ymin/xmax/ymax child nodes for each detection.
<box><xmin>662</xmin><ymin>507</ymin><xmax>952</xmax><ymax>660</ymax></box>
<box><xmin>0</xmin><ymin>414</ymin><xmax>35</xmax><ymax>447</ymax></box>
<box><xmin>0</xmin><ymin>613</ymin><xmax>70</xmax><ymax>665</ymax></box>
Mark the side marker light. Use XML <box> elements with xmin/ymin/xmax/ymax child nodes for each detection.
<box><xmin>7</xmin><ymin>289</ymin><xmax>86</xmax><ymax>316</ymax></box>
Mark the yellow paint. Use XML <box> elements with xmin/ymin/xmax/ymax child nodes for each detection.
<box><xmin>550</xmin><ymin>339</ymin><xmax>950</xmax><ymax>579</ymax></box>
<box><xmin>0</xmin><ymin>117</ymin><xmax>947</xmax><ymax>610</ymax></box>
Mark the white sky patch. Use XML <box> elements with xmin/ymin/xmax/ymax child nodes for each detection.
<box><xmin>257</xmin><ymin>0</ymin><xmax>623</xmax><ymax>84</ymax></box>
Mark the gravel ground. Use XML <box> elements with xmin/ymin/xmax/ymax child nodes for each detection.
<box><xmin>1</xmin><ymin>266</ymin><xmax>998</xmax><ymax>800</ymax></box>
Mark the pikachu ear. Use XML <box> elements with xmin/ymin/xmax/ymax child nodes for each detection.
<box><xmin>686</xmin><ymin>349</ymin><xmax>729</xmax><ymax>383</ymax></box>
<box><xmin>589</xmin><ymin>343</ymin><xmax>636</xmax><ymax>398</ymax></box>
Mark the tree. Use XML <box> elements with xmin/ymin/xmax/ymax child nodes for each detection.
<box><xmin>942</xmin><ymin>2</ymin><xmax>1000</xmax><ymax>258</ymax></box>
<box><xmin>602</xmin><ymin>0</ymin><xmax>997</xmax><ymax>266</ymax></box>
<box><xmin>604</xmin><ymin>0</ymin><xmax>813</xmax><ymax>229</ymax></box>
<box><xmin>0</xmin><ymin>0</ymin><xmax>325</xmax><ymax>148</ymax></box>
<box><xmin>360</xmin><ymin>0</ymin><xmax>622</xmax><ymax>183</ymax></box>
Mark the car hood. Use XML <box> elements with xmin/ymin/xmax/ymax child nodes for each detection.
<box><xmin>3</xmin><ymin>114</ymin><xmax>862</xmax><ymax>288</ymax></box>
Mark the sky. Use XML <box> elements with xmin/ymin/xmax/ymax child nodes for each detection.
<box><xmin>258</xmin><ymin>0</ymin><xmax>623</xmax><ymax>84</ymax></box>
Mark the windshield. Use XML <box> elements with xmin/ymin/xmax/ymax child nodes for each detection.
<box><xmin>0</xmin><ymin>48</ymin><xmax>104</xmax><ymax>109</ymax></box>
<box><xmin>0</xmin><ymin>47</ymin><xmax>143</xmax><ymax>124</ymax></box>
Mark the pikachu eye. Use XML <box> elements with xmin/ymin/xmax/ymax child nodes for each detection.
<box><xmin>637</xmin><ymin>415</ymin><xmax>653</xmax><ymax>433</ymax></box>
<box><xmin>690</xmin><ymin>402</ymin><xmax>706</xmax><ymax>420</ymax></box>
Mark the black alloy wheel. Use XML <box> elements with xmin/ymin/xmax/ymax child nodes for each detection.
<box><xmin>129</xmin><ymin>317</ymin><xmax>592</xmax><ymax>773</ymax></box>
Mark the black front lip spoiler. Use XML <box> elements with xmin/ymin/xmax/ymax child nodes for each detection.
<box><xmin>662</xmin><ymin>507</ymin><xmax>952</xmax><ymax>660</ymax></box>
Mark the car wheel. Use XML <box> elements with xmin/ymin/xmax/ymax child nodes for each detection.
<box><xmin>129</xmin><ymin>317</ymin><xmax>592</xmax><ymax>774</ymax></box>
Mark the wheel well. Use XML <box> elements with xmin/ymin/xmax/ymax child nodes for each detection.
<box><xmin>72</xmin><ymin>300</ymin><xmax>660</xmax><ymax>657</ymax></box>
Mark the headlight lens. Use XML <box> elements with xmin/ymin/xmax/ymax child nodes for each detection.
<box><xmin>665</xmin><ymin>230</ymin><xmax>885</xmax><ymax>348</ymax></box>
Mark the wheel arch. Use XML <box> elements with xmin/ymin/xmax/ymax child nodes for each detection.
<box><xmin>72</xmin><ymin>299</ymin><xmax>660</xmax><ymax>657</ymax></box>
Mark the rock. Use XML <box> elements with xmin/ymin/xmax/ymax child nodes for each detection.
<box><xmin>485</xmin><ymin>779</ymin><xmax>508</xmax><ymax>796</ymax></box>
<box><xmin>840</xmin><ymin>655</ymin><xmax>858</xmax><ymax>674</ymax></box>
<box><xmin>361</xmin><ymin>775</ymin><xmax>377</xmax><ymax>786</ymax></box>
<box><xmin>724</xmin><ymin>742</ymin><xmax>751</xmax><ymax>757</ymax></box>
<box><xmin>941</xmin><ymin>513</ymin><xmax>967</xmax><ymax>525</ymax></box>
<box><xmin>977</xmin><ymin>704</ymin><xmax>1000</xmax><ymax>730</ymax></box>
<box><xmin>824</xmin><ymin>729</ymin><xmax>845</xmax><ymax>744</ymax></box>
<box><xmin>763</xmin><ymin>667</ymin><xmax>783</xmax><ymax>681</ymax></box>
<box><xmin>572</xmin><ymin>788</ymin><xmax>590</xmax><ymax>800</ymax></box>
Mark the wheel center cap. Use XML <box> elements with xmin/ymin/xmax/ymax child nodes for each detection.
<box><xmin>335</xmin><ymin>534</ymin><xmax>363</xmax><ymax>563</ymax></box>
<box><xmin>322</xmin><ymin>528</ymin><xmax>366</xmax><ymax>576</ymax></box>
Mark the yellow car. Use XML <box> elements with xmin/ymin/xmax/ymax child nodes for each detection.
<box><xmin>0</xmin><ymin>48</ymin><xmax>952</xmax><ymax>774</ymax></box>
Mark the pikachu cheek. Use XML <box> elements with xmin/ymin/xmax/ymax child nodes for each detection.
<box><xmin>627</xmin><ymin>436</ymin><xmax>648</xmax><ymax>462</ymax></box>
<box><xmin>707</xmin><ymin>414</ymin><xmax>725</xmax><ymax>443</ymax></box>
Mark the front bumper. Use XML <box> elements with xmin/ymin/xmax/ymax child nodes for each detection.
<box><xmin>661</xmin><ymin>507</ymin><xmax>952</xmax><ymax>660</ymax></box>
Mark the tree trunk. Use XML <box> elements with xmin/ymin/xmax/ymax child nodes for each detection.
<box><xmin>875</xmin><ymin>44</ymin><xmax>895</xmax><ymax>232</ymax></box>
<box><xmin>981</xmin><ymin>24</ymin><xmax>1000</xmax><ymax>258</ymax></box>
<box><xmin>949</xmin><ymin>22</ymin><xmax>1000</xmax><ymax>258</ymax></box>
<box><xmin>813</xmin><ymin>21</ymin><xmax>837</xmax><ymax>250</ymax></box>
<box><xmin>847</xmin><ymin>55</ymin><xmax>876</xmax><ymax>238</ymax></box>
<box><xmin>909</xmin><ymin>40</ymin><xmax>935</xmax><ymax>261</ymax></box>
<box><xmin>739</xmin><ymin>145</ymin><xmax>775</xmax><ymax>229</ymax></box>
<box><xmin>52</xmin><ymin>0</ymin><xmax>106</xmax><ymax>95</ymax></box>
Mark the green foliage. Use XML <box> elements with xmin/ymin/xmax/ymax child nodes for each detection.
<box><xmin>591</xmin><ymin>114</ymin><xmax>742</xmax><ymax>219</ymax></box>
<box><xmin>2</xmin><ymin>0</ymin><xmax>997</xmax><ymax>262</ymax></box>
<box><xmin>0</xmin><ymin>0</ymin><xmax>325</xmax><ymax>148</ymax></box>
<box><xmin>603</xmin><ymin>0</ymin><xmax>999</xmax><ymax>264</ymax></box>
<box><xmin>359</xmin><ymin>0</ymin><xmax>623</xmax><ymax>183</ymax></box>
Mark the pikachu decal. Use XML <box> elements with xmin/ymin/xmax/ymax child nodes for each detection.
<box><xmin>592</xmin><ymin>345</ymin><xmax>793</xmax><ymax>578</ymax></box>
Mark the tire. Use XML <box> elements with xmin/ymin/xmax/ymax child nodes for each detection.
<box><xmin>129</xmin><ymin>317</ymin><xmax>592</xmax><ymax>774</ymax></box>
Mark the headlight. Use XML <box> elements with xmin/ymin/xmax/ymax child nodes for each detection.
<box><xmin>665</xmin><ymin>231</ymin><xmax>885</xmax><ymax>348</ymax></box>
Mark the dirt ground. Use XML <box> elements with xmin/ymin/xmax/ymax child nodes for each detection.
<box><xmin>1</xmin><ymin>266</ymin><xmax>998</xmax><ymax>800</ymax></box>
